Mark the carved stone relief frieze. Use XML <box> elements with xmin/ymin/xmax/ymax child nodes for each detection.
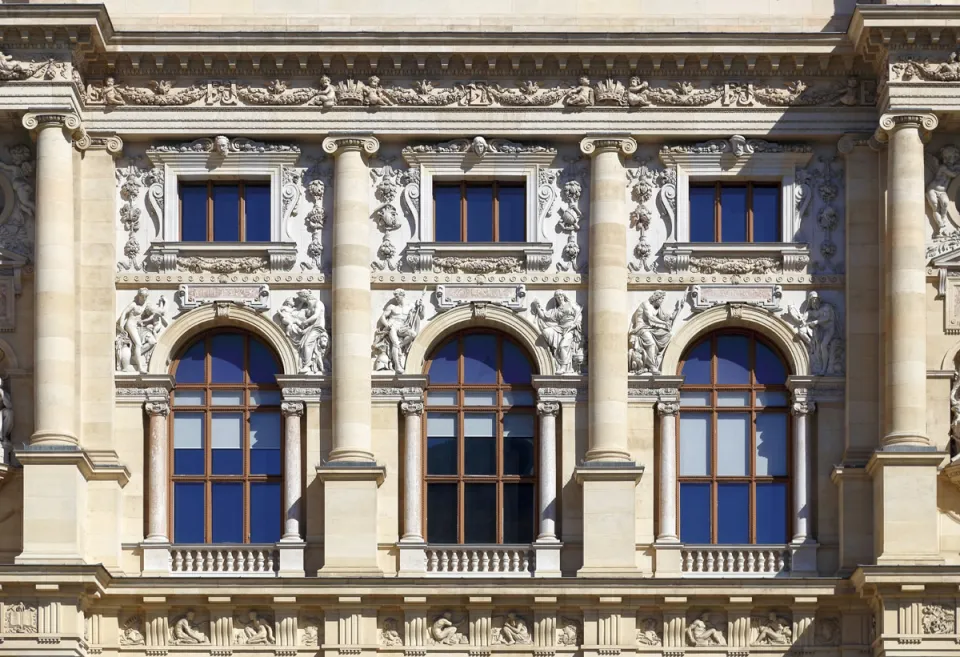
<box><xmin>378</xmin><ymin>617</ymin><xmax>403</xmax><ymax>647</ymax></box>
<box><xmin>686</xmin><ymin>612</ymin><xmax>726</xmax><ymax>647</ymax></box>
<box><xmin>302</xmin><ymin>615</ymin><xmax>322</xmax><ymax>647</ymax></box>
<box><xmin>275</xmin><ymin>290</ymin><xmax>330</xmax><ymax>375</ymax></box>
<box><xmin>148</xmin><ymin>136</ymin><xmax>300</xmax><ymax>155</ymax></box>
<box><xmin>626</xmin><ymin>158</ymin><xmax>676</xmax><ymax>272</ymax></box>
<box><xmin>689</xmin><ymin>284</ymin><xmax>784</xmax><ymax>313</ymax></box>
<box><xmin>921</xmin><ymin>604</ymin><xmax>956</xmax><ymax>635</ymax></box>
<box><xmin>0</xmin><ymin>49</ymin><xmax>71</xmax><ymax>82</ymax></box>
<box><xmin>83</xmin><ymin>74</ymin><xmax>876</xmax><ymax>109</ymax></box>
<box><xmin>404</xmin><ymin>136</ymin><xmax>556</xmax><ymax>156</ymax></box>
<box><xmin>169</xmin><ymin>611</ymin><xmax>210</xmax><ymax>645</ymax></box>
<box><xmin>556</xmin><ymin>617</ymin><xmax>581</xmax><ymax>646</ymax></box>
<box><xmin>628</xmin><ymin>290</ymin><xmax>682</xmax><ymax>375</ymax></box>
<box><xmin>118</xmin><ymin>614</ymin><xmax>146</xmax><ymax>646</ymax></box>
<box><xmin>175</xmin><ymin>284</ymin><xmax>270</xmax><ymax>312</ymax></box>
<box><xmin>4</xmin><ymin>602</ymin><xmax>38</xmax><ymax>634</ymax></box>
<box><xmin>427</xmin><ymin>612</ymin><xmax>468</xmax><ymax>645</ymax></box>
<box><xmin>780</xmin><ymin>290</ymin><xmax>844</xmax><ymax>376</ymax></box>
<box><xmin>796</xmin><ymin>154</ymin><xmax>843</xmax><ymax>273</ymax></box>
<box><xmin>492</xmin><ymin>613</ymin><xmax>533</xmax><ymax>645</ymax></box>
<box><xmin>233</xmin><ymin>610</ymin><xmax>275</xmax><ymax>645</ymax></box>
<box><xmin>373</xmin><ymin>289</ymin><xmax>425</xmax><ymax>373</ymax></box>
<box><xmin>750</xmin><ymin>612</ymin><xmax>793</xmax><ymax>646</ymax></box>
<box><xmin>531</xmin><ymin>291</ymin><xmax>584</xmax><ymax>375</ymax></box>
<box><xmin>370</xmin><ymin>163</ymin><xmax>419</xmax><ymax>271</ymax></box>
<box><xmin>0</xmin><ymin>143</ymin><xmax>36</xmax><ymax>262</ymax></box>
<box><xmin>435</xmin><ymin>284</ymin><xmax>526</xmax><ymax>311</ymax></box>
<box><xmin>892</xmin><ymin>51</ymin><xmax>960</xmax><ymax>82</ymax></box>
<box><xmin>115</xmin><ymin>288</ymin><xmax>170</xmax><ymax>373</ymax></box>
<box><xmin>663</xmin><ymin>135</ymin><xmax>813</xmax><ymax>157</ymax></box>
<box><xmin>636</xmin><ymin>617</ymin><xmax>663</xmax><ymax>646</ymax></box>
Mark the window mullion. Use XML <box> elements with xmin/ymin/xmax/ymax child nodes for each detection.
<box><xmin>239</xmin><ymin>182</ymin><xmax>246</xmax><ymax>243</ymax></box>
<box><xmin>207</xmin><ymin>181</ymin><xmax>214</xmax><ymax>242</ymax></box>
<box><xmin>714</xmin><ymin>182</ymin><xmax>721</xmax><ymax>243</ymax></box>
<box><xmin>461</xmin><ymin>181</ymin><xmax>467</xmax><ymax>243</ymax></box>
<box><xmin>747</xmin><ymin>183</ymin><xmax>754</xmax><ymax>243</ymax></box>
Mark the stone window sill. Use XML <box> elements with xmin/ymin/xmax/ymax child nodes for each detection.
<box><xmin>143</xmin><ymin>241</ymin><xmax>298</xmax><ymax>274</ymax></box>
<box><xmin>403</xmin><ymin>241</ymin><xmax>553</xmax><ymax>275</ymax></box>
<box><xmin>662</xmin><ymin>242</ymin><xmax>810</xmax><ymax>275</ymax></box>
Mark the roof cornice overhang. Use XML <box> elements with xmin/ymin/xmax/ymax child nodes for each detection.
<box><xmin>849</xmin><ymin>5</ymin><xmax>960</xmax><ymax>61</ymax></box>
<box><xmin>0</xmin><ymin>3</ymin><xmax>111</xmax><ymax>52</ymax></box>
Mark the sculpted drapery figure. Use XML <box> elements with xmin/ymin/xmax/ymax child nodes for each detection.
<box><xmin>373</xmin><ymin>289</ymin><xmax>424</xmax><ymax>373</ymax></box>
<box><xmin>783</xmin><ymin>291</ymin><xmax>843</xmax><ymax>376</ymax></box>
<box><xmin>628</xmin><ymin>290</ymin><xmax>682</xmax><ymax>375</ymax></box>
<box><xmin>686</xmin><ymin>614</ymin><xmax>726</xmax><ymax>647</ymax></box>
<box><xmin>531</xmin><ymin>291</ymin><xmax>584</xmax><ymax>375</ymax></box>
<box><xmin>115</xmin><ymin>288</ymin><xmax>169</xmax><ymax>373</ymax></box>
<box><xmin>277</xmin><ymin>290</ymin><xmax>330</xmax><ymax>375</ymax></box>
<box><xmin>926</xmin><ymin>145</ymin><xmax>960</xmax><ymax>237</ymax></box>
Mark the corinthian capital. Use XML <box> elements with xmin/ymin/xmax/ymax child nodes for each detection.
<box><xmin>22</xmin><ymin>110</ymin><xmax>82</xmax><ymax>134</ymax></box>
<box><xmin>322</xmin><ymin>134</ymin><xmax>380</xmax><ymax>156</ymax></box>
<box><xmin>579</xmin><ymin>134</ymin><xmax>637</xmax><ymax>157</ymax></box>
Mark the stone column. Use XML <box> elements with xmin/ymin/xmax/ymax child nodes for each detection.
<box><xmin>536</xmin><ymin>401</ymin><xmax>560</xmax><ymax>542</ymax></box>
<box><xmin>281</xmin><ymin>401</ymin><xmax>304</xmax><ymax>540</ymax></box>
<box><xmin>790</xmin><ymin>399</ymin><xmax>815</xmax><ymax>543</ymax></box>
<box><xmin>579</xmin><ymin>135</ymin><xmax>637</xmax><ymax>463</ymax></box>
<box><xmin>144</xmin><ymin>400</ymin><xmax>170</xmax><ymax>543</ymax></box>
<box><xmin>322</xmin><ymin>134</ymin><xmax>380</xmax><ymax>462</ymax></box>
<box><xmin>878</xmin><ymin>113</ymin><xmax>937</xmax><ymax>448</ymax></box>
<box><xmin>23</xmin><ymin>112</ymin><xmax>82</xmax><ymax>446</ymax></box>
<box><xmin>400</xmin><ymin>400</ymin><xmax>424</xmax><ymax>542</ymax></box>
<box><xmin>656</xmin><ymin>401</ymin><xmax>679</xmax><ymax>542</ymax></box>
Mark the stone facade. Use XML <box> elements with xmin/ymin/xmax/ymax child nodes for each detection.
<box><xmin>0</xmin><ymin>1</ymin><xmax>956</xmax><ymax>656</ymax></box>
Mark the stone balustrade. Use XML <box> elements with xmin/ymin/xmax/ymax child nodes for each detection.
<box><xmin>681</xmin><ymin>546</ymin><xmax>790</xmax><ymax>577</ymax></box>
<box><xmin>169</xmin><ymin>545</ymin><xmax>280</xmax><ymax>576</ymax></box>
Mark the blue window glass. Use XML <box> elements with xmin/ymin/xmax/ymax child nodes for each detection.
<box><xmin>244</xmin><ymin>184</ymin><xmax>271</xmax><ymax>241</ymax></box>
<box><xmin>689</xmin><ymin>186</ymin><xmax>715</xmax><ymax>242</ymax></box>
<box><xmin>717</xmin><ymin>483</ymin><xmax>750</xmax><ymax>544</ymax></box>
<box><xmin>211</xmin><ymin>482</ymin><xmax>244</xmax><ymax>543</ymax></box>
<box><xmin>434</xmin><ymin>185</ymin><xmax>462</xmax><ymax>242</ymax></box>
<box><xmin>428</xmin><ymin>339</ymin><xmax>459</xmax><ymax>384</ymax></box>
<box><xmin>679</xmin><ymin>483</ymin><xmax>711</xmax><ymax>543</ymax></box>
<box><xmin>212</xmin><ymin>185</ymin><xmax>240</xmax><ymax>242</ymax></box>
<box><xmin>250</xmin><ymin>411</ymin><xmax>282</xmax><ymax>476</ymax></box>
<box><xmin>173</xmin><ymin>412</ymin><xmax>205</xmax><ymax>475</ymax></box>
<box><xmin>720</xmin><ymin>186</ymin><xmax>747</xmax><ymax>242</ymax></box>
<box><xmin>503</xmin><ymin>483</ymin><xmax>534</xmax><ymax>544</ymax></box>
<box><xmin>463</xmin><ymin>334</ymin><xmax>497</xmax><ymax>384</ymax></box>
<box><xmin>498</xmin><ymin>186</ymin><xmax>526</xmax><ymax>241</ymax></box>
<box><xmin>752</xmin><ymin>187</ymin><xmax>780</xmax><ymax>242</ymax></box>
<box><xmin>755</xmin><ymin>341</ymin><xmax>786</xmax><ymax>384</ymax></box>
<box><xmin>174</xmin><ymin>482</ymin><xmax>205</xmax><ymax>543</ymax></box>
<box><xmin>176</xmin><ymin>340</ymin><xmax>206</xmax><ymax>383</ymax></box>
<box><xmin>250</xmin><ymin>482</ymin><xmax>282</xmax><ymax>543</ymax></box>
<box><xmin>681</xmin><ymin>340</ymin><xmax>712</xmax><ymax>384</ymax></box>
<box><xmin>427</xmin><ymin>413</ymin><xmax>458</xmax><ymax>475</ymax></box>
<box><xmin>716</xmin><ymin>335</ymin><xmax>750</xmax><ymax>384</ymax></box>
<box><xmin>466</xmin><ymin>186</ymin><xmax>494</xmax><ymax>242</ymax></box>
<box><xmin>211</xmin><ymin>412</ymin><xmax>243</xmax><ymax>475</ymax></box>
<box><xmin>464</xmin><ymin>413</ymin><xmax>496</xmax><ymax>475</ymax></box>
<box><xmin>503</xmin><ymin>413</ymin><xmax>535</xmax><ymax>476</ymax></box>
<box><xmin>248</xmin><ymin>338</ymin><xmax>279</xmax><ymax>384</ymax></box>
<box><xmin>464</xmin><ymin>484</ymin><xmax>497</xmax><ymax>543</ymax></box>
<box><xmin>180</xmin><ymin>185</ymin><xmax>208</xmax><ymax>242</ymax></box>
<box><xmin>756</xmin><ymin>482</ymin><xmax>788</xmax><ymax>544</ymax></box>
<box><xmin>427</xmin><ymin>483</ymin><xmax>457</xmax><ymax>543</ymax></box>
<box><xmin>501</xmin><ymin>339</ymin><xmax>532</xmax><ymax>384</ymax></box>
<box><xmin>210</xmin><ymin>334</ymin><xmax>244</xmax><ymax>383</ymax></box>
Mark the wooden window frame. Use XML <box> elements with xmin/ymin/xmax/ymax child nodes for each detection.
<box><xmin>168</xmin><ymin>330</ymin><xmax>283</xmax><ymax>544</ymax></box>
<box><xmin>178</xmin><ymin>181</ymin><xmax>270</xmax><ymax>243</ymax></box>
<box><xmin>689</xmin><ymin>182</ymin><xmax>781</xmax><ymax>243</ymax></box>
<box><xmin>675</xmin><ymin>330</ymin><xmax>792</xmax><ymax>545</ymax></box>
<box><xmin>432</xmin><ymin>181</ymin><xmax>526</xmax><ymax>243</ymax></box>
<box><xmin>422</xmin><ymin>330</ymin><xmax>538</xmax><ymax>544</ymax></box>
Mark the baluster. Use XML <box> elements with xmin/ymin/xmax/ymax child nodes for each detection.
<box><xmin>777</xmin><ymin>551</ymin><xmax>786</xmax><ymax>572</ymax></box>
<box><xmin>256</xmin><ymin>550</ymin><xmax>266</xmax><ymax>572</ymax></box>
<box><xmin>694</xmin><ymin>551</ymin><xmax>704</xmax><ymax>572</ymax></box>
<box><xmin>225</xmin><ymin>550</ymin><xmax>236</xmax><ymax>572</ymax></box>
<box><xmin>766</xmin><ymin>551</ymin><xmax>777</xmax><ymax>573</ymax></box>
<box><xmin>735</xmin><ymin>550</ymin><xmax>745</xmax><ymax>572</ymax></box>
<box><xmin>245</xmin><ymin>550</ymin><xmax>255</xmax><ymax>572</ymax></box>
<box><xmin>428</xmin><ymin>550</ymin><xmax>439</xmax><ymax>572</ymax></box>
<box><xmin>173</xmin><ymin>551</ymin><xmax>184</xmax><ymax>572</ymax></box>
<box><xmin>203</xmin><ymin>550</ymin><xmax>213</xmax><ymax>572</ymax></box>
<box><xmin>746</xmin><ymin>550</ymin><xmax>757</xmax><ymax>572</ymax></box>
<box><xmin>214</xmin><ymin>550</ymin><xmax>224</xmax><ymax>572</ymax></box>
<box><xmin>440</xmin><ymin>551</ymin><xmax>450</xmax><ymax>572</ymax></box>
<box><xmin>481</xmin><ymin>550</ymin><xmax>490</xmax><ymax>572</ymax></box>
<box><xmin>682</xmin><ymin>551</ymin><xmax>692</xmax><ymax>572</ymax></box>
<box><xmin>508</xmin><ymin>550</ymin><xmax>518</xmax><ymax>572</ymax></box>
<box><xmin>521</xmin><ymin>551</ymin><xmax>531</xmax><ymax>573</ymax></box>
<box><xmin>467</xmin><ymin>551</ymin><xmax>477</xmax><ymax>572</ymax></box>
<box><xmin>267</xmin><ymin>551</ymin><xmax>276</xmax><ymax>572</ymax></box>
<box><xmin>451</xmin><ymin>550</ymin><xmax>460</xmax><ymax>572</ymax></box>
<box><xmin>703</xmin><ymin>550</ymin><xmax>714</xmax><ymax>572</ymax></box>
<box><xmin>492</xmin><ymin>551</ymin><xmax>501</xmax><ymax>572</ymax></box>
<box><xmin>185</xmin><ymin>550</ymin><xmax>195</xmax><ymax>572</ymax></box>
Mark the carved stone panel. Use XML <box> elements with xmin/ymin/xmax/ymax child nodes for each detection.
<box><xmin>945</xmin><ymin>277</ymin><xmax>960</xmax><ymax>334</ymax></box>
<box><xmin>689</xmin><ymin>284</ymin><xmax>783</xmax><ymax>313</ymax></box>
<box><xmin>176</xmin><ymin>284</ymin><xmax>270</xmax><ymax>312</ymax></box>
<box><xmin>435</xmin><ymin>284</ymin><xmax>526</xmax><ymax>311</ymax></box>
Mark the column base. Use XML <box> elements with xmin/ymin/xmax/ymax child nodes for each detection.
<box><xmin>142</xmin><ymin>542</ymin><xmax>171</xmax><ymax>576</ymax></box>
<box><xmin>788</xmin><ymin>540</ymin><xmax>819</xmax><ymax>575</ymax></box>
<box><xmin>575</xmin><ymin>463</ymin><xmax>644</xmax><ymax>577</ymax></box>
<box><xmin>653</xmin><ymin>541</ymin><xmax>683</xmax><ymax>577</ymax></box>
<box><xmin>397</xmin><ymin>541</ymin><xmax>427</xmax><ymax>576</ymax></box>
<box><xmin>316</xmin><ymin>463</ymin><xmax>386</xmax><ymax>577</ymax></box>
<box><xmin>867</xmin><ymin>449</ymin><xmax>946</xmax><ymax>565</ymax></box>
<box><xmin>532</xmin><ymin>540</ymin><xmax>562</xmax><ymax>578</ymax></box>
<box><xmin>277</xmin><ymin>540</ymin><xmax>306</xmax><ymax>577</ymax></box>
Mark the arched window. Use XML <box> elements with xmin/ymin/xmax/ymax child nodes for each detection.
<box><xmin>170</xmin><ymin>331</ymin><xmax>283</xmax><ymax>544</ymax></box>
<box><xmin>424</xmin><ymin>331</ymin><xmax>537</xmax><ymax>544</ymax></box>
<box><xmin>677</xmin><ymin>331</ymin><xmax>790</xmax><ymax>545</ymax></box>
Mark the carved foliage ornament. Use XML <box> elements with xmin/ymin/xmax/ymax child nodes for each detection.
<box><xmin>84</xmin><ymin>75</ymin><xmax>874</xmax><ymax>109</ymax></box>
<box><xmin>0</xmin><ymin>49</ymin><xmax>70</xmax><ymax>82</ymax></box>
<box><xmin>116</xmin><ymin>160</ymin><xmax>164</xmax><ymax>271</ymax></box>
<box><xmin>893</xmin><ymin>51</ymin><xmax>960</xmax><ymax>82</ymax></box>
<box><xmin>538</xmin><ymin>157</ymin><xmax>588</xmax><ymax>272</ymax></box>
<box><xmin>149</xmin><ymin>136</ymin><xmax>300</xmax><ymax>154</ymax></box>
<box><xmin>370</xmin><ymin>163</ymin><xmax>419</xmax><ymax>271</ymax></box>
<box><xmin>626</xmin><ymin>159</ymin><xmax>676</xmax><ymax>271</ymax></box>
<box><xmin>403</xmin><ymin>136</ymin><xmax>555</xmax><ymax>156</ymax></box>
<box><xmin>662</xmin><ymin>135</ymin><xmax>812</xmax><ymax>157</ymax></box>
<box><xmin>796</xmin><ymin>155</ymin><xmax>843</xmax><ymax>273</ymax></box>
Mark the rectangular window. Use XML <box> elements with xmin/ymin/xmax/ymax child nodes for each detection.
<box><xmin>689</xmin><ymin>182</ymin><xmax>780</xmax><ymax>243</ymax></box>
<box><xmin>179</xmin><ymin>182</ymin><xmax>271</xmax><ymax>242</ymax></box>
<box><xmin>434</xmin><ymin>182</ymin><xmax>526</xmax><ymax>243</ymax></box>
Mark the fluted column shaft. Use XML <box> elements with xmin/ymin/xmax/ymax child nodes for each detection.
<box><xmin>145</xmin><ymin>400</ymin><xmax>170</xmax><ymax>542</ymax></box>
<box><xmin>323</xmin><ymin>135</ymin><xmax>380</xmax><ymax>462</ymax></box>
<box><xmin>25</xmin><ymin>112</ymin><xmax>80</xmax><ymax>445</ymax></box>
<box><xmin>537</xmin><ymin>401</ymin><xmax>560</xmax><ymax>541</ymax></box>
<box><xmin>791</xmin><ymin>400</ymin><xmax>815</xmax><ymax>543</ymax></box>
<box><xmin>281</xmin><ymin>401</ymin><xmax>304</xmax><ymax>540</ymax></box>
<box><xmin>656</xmin><ymin>401</ymin><xmax>679</xmax><ymax>542</ymax></box>
<box><xmin>881</xmin><ymin>114</ymin><xmax>936</xmax><ymax>447</ymax></box>
<box><xmin>400</xmin><ymin>401</ymin><xmax>424</xmax><ymax>542</ymax></box>
<box><xmin>580</xmin><ymin>136</ymin><xmax>637</xmax><ymax>462</ymax></box>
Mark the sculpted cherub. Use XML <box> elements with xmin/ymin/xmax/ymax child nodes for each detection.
<box><xmin>626</xmin><ymin>76</ymin><xmax>651</xmax><ymax>107</ymax></box>
<box><xmin>927</xmin><ymin>144</ymin><xmax>960</xmax><ymax>237</ymax></box>
<box><xmin>314</xmin><ymin>75</ymin><xmax>337</xmax><ymax>108</ymax></box>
